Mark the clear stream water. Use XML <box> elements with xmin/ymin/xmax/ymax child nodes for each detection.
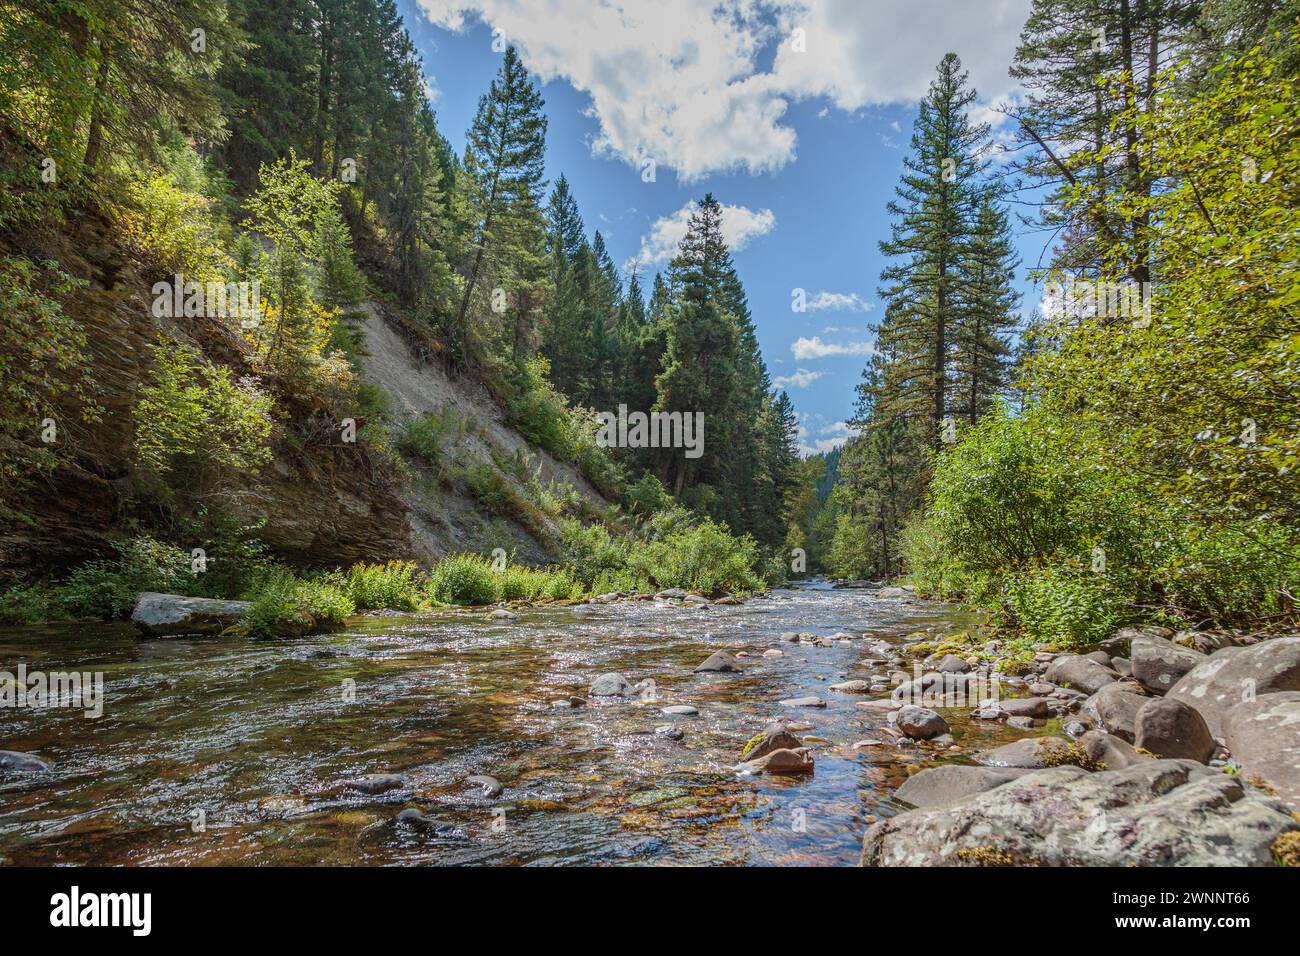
<box><xmin>0</xmin><ymin>582</ymin><xmax>1034</xmax><ymax>866</ymax></box>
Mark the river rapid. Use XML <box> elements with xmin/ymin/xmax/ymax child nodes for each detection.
<box><xmin>0</xmin><ymin>581</ymin><xmax>1037</xmax><ymax>866</ymax></box>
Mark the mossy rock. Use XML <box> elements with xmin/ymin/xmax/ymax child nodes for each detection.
<box><xmin>1273</xmin><ymin>831</ymin><xmax>1300</xmax><ymax>867</ymax></box>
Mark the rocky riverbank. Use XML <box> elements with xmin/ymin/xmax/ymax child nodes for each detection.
<box><xmin>3</xmin><ymin>584</ymin><xmax>1297</xmax><ymax>866</ymax></box>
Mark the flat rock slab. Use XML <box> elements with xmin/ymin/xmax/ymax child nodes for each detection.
<box><xmin>863</xmin><ymin>760</ymin><xmax>1298</xmax><ymax>866</ymax></box>
<box><xmin>779</xmin><ymin>696</ymin><xmax>826</xmax><ymax>708</ymax></box>
<box><xmin>894</xmin><ymin>765</ymin><xmax>1030</xmax><ymax>808</ymax></box>
<box><xmin>132</xmin><ymin>592</ymin><xmax>252</xmax><ymax>638</ymax></box>
<box><xmin>978</xmin><ymin>736</ymin><xmax>1071</xmax><ymax>768</ymax></box>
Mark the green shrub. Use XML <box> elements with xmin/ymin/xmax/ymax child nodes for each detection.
<box><xmin>1004</xmin><ymin>565</ymin><xmax>1128</xmax><ymax>650</ymax></box>
<box><xmin>629</xmin><ymin>519</ymin><xmax>764</xmax><ymax>596</ymax></box>
<box><xmin>335</xmin><ymin>561</ymin><xmax>423</xmax><ymax>611</ymax></box>
<box><xmin>426</xmin><ymin>554</ymin><xmax>503</xmax><ymax>606</ymax></box>
<box><xmin>0</xmin><ymin>585</ymin><xmax>63</xmax><ymax>625</ymax></box>
<box><xmin>59</xmin><ymin>536</ymin><xmax>198</xmax><ymax>619</ymax></box>
<box><xmin>241</xmin><ymin>570</ymin><xmax>355</xmax><ymax>638</ymax></box>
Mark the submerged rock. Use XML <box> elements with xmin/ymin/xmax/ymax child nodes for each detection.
<box><xmin>743</xmin><ymin>747</ymin><xmax>814</xmax><ymax>775</ymax></box>
<box><xmin>862</xmin><ymin>760</ymin><xmax>1298</xmax><ymax>867</ymax></box>
<box><xmin>132</xmin><ymin>592</ymin><xmax>252</xmax><ymax>638</ymax></box>
<box><xmin>343</xmin><ymin>774</ymin><xmax>407</xmax><ymax>794</ymax></box>
<box><xmin>464</xmin><ymin>774</ymin><xmax>503</xmax><ymax>799</ymax></box>
<box><xmin>896</xmin><ymin>705</ymin><xmax>949</xmax><ymax>741</ymax></box>
<box><xmin>589</xmin><ymin>673</ymin><xmax>634</xmax><ymax>697</ymax></box>
<box><xmin>894</xmin><ymin>765</ymin><xmax>1029</xmax><ymax>808</ymax></box>
<box><xmin>740</xmin><ymin>722</ymin><xmax>803</xmax><ymax>762</ymax></box>
<box><xmin>694</xmin><ymin>651</ymin><xmax>742</xmax><ymax>673</ymax></box>
<box><xmin>0</xmin><ymin>750</ymin><xmax>50</xmax><ymax>777</ymax></box>
<box><xmin>978</xmin><ymin>736</ymin><xmax>1071</xmax><ymax>769</ymax></box>
<box><xmin>779</xmin><ymin>695</ymin><xmax>826</xmax><ymax>708</ymax></box>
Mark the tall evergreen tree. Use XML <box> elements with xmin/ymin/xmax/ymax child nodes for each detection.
<box><xmin>872</xmin><ymin>53</ymin><xmax>988</xmax><ymax>446</ymax></box>
<box><xmin>454</xmin><ymin>46</ymin><xmax>548</xmax><ymax>366</ymax></box>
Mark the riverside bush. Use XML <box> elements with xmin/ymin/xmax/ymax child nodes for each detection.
<box><xmin>334</xmin><ymin>561</ymin><xmax>423</xmax><ymax>611</ymax></box>
<box><xmin>241</xmin><ymin>570</ymin><xmax>354</xmax><ymax>638</ymax></box>
<box><xmin>425</xmin><ymin>553</ymin><xmax>502</xmax><ymax>605</ymax></box>
<box><xmin>59</xmin><ymin>536</ymin><xmax>198</xmax><ymax>619</ymax></box>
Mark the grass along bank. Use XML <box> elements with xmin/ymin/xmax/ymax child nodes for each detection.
<box><xmin>0</xmin><ymin>515</ymin><xmax>777</xmax><ymax>637</ymax></box>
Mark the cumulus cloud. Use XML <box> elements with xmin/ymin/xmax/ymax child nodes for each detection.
<box><xmin>626</xmin><ymin>200</ymin><xmax>776</xmax><ymax>270</ymax></box>
<box><xmin>791</xmin><ymin>335</ymin><xmax>875</xmax><ymax>359</ymax></box>
<box><xmin>772</xmin><ymin>368</ymin><xmax>825</xmax><ymax>389</ymax></box>
<box><xmin>804</xmin><ymin>290</ymin><xmax>872</xmax><ymax>313</ymax></box>
<box><xmin>416</xmin><ymin>0</ymin><xmax>1032</xmax><ymax>180</ymax></box>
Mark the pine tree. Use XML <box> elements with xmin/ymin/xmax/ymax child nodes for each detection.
<box><xmin>873</xmin><ymin>53</ymin><xmax>988</xmax><ymax>446</ymax></box>
<box><xmin>454</xmin><ymin>46</ymin><xmax>548</xmax><ymax>366</ymax></box>
<box><xmin>951</xmin><ymin>194</ymin><xmax>1020</xmax><ymax>423</ymax></box>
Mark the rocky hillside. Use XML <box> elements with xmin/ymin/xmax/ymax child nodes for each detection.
<box><xmin>0</xmin><ymin>201</ymin><xmax>614</xmax><ymax>575</ymax></box>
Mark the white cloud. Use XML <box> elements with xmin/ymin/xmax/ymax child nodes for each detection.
<box><xmin>417</xmin><ymin>0</ymin><xmax>1032</xmax><ymax>180</ymax></box>
<box><xmin>822</xmin><ymin>420</ymin><xmax>851</xmax><ymax>435</ymax></box>
<box><xmin>772</xmin><ymin>368</ymin><xmax>825</xmax><ymax>389</ymax></box>
<box><xmin>791</xmin><ymin>335</ymin><xmax>875</xmax><ymax>360</ymax></box>
<box><xmin>627</xmin><ymin>200</ymin><xmax>775</xmax><ymax>270</ymax></box>
<box><xmin>804</xmin><ymin>290</ymin><xmax>872</xmax><ymax>313</ymax></box>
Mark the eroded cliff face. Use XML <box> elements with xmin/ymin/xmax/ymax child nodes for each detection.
<box><xmin>0</xmin><ymin>203</ymin><xmax>412</xmax><ymax>574</ymax></box>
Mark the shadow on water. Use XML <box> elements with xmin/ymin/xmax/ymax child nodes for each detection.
<box><xmin>0</xmin><ymin>582</ymin><xmax>1025</xmax><ymax>866</ymax></box>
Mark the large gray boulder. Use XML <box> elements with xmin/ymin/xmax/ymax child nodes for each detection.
<box><xmin>1081</xmin><ymin>681</ymin><xmax>1150</xmax><ymax>743</ymax></box>
<box><xmin>1131</xmin><ymin>635</ymin><xmax>1207</xmax><ymax>695</ymax></box>
<box><xmin>589</xmin><ymin>673</ymin><xmax>634</xmax><ymax>696</ymax></box>
<box><xmin>1223</xmin><ymin>692</ymin><xmax>1300</xmax><ymax>809</ymax></box>
<box><xmin>861</xmin><ymin>760</ymin><xmax>1298</xmax><ymax>866</ymax></box>
<box><xmin>1134</xmin><ymin>698</ymin><xmax>1216</xmax><ymax>762</ymax></box>
<box><xmin>0</xmin><ymin>750</ymin><xmax>50</xmax><ymax>777</ymax></box>
<box><xmin>132</xmin><ymin>592</ymin><xmax>251</xmax><ymax>637</ymax></box>
<box><xmin>894</xmin><ymin>765</ymin><xmax>1029</xmax><ymax>808</ymax></box>
<box><xmin>1167</xmin><ymin>636</ymin><xmax>1300</xmax><ymax>738</ymax></box>
<box><xmin>895</xmin><ymin>705</ymin><xmax>950</xmax><ymax>740</ymax></box>
<box><xmin>1043</xmin><ymin>655</ymin><xmax>1118</xmax><ymax>695</ymax></box>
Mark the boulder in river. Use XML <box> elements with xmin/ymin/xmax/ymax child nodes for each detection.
<box><xmin>343</xmin><ymin>773</ymin><xmax>407</xmax><ymax>794</ymax></box>
<box><xmin>1077</xmin><ymin>729</ymin><xmax>1152</xmax><ymax>770</ymax></box>
<box><xmin>1167</xmin><ymin>636</ymin><xmax>1300</xmax><ymax>738</ymax></box>
<box><xmin>1134</xmin><ymin>698</ymin><xmax>1216</xmax><ymax>762</ymax></box>
<box><xmin>998</xmin><ymin>697</ymin><xmax>1048</xmax><ymax>719</ymax></box>
<box><xmin>0</xmin><ymin>750</ymin><xmax>50</xmax><ymax>777</ymax></box>
<box><xmin>779</xmin><ymin>695</ymin><xmax>826</xmax><ymax>708</ymax></box>
<box><xmin>829</xmin><ymin>679</ymin><xmax>871</xmax><ymax>693</ymax></box>
<box><xmin>743</xmin><ymin>747</ymin><xmax>814</xmax><ymax>775</ymax></box>
<box><xmin>1042</xmin><ymin>655</ymin><xmax>1119</xmax><ymax>695</ymax></box>
<box><xmin>589</xmin><ymin>673</ymin><xmax>634</xmax><ymax>697</ymax></box>
<box><xmin>740</xmin><ymin>722</ymin><xmax>803</xmax><ymax>762</ymax></box>
<box><xmin>895</xmin><ymin>705</ymin><xmax>949</xmax><ymax>741</ymax></box>
<box><xmin>1223</xmin><ymin>691</ymin><xmax>1300</xmax><ymax>808</ymax></box>
<box><xmin>1081</xmin><ymin>681</ymin><xmax>1149</xmax><ymax>743</ymax></box>
<box><xmin>464</xmin><ymin>774</ymin><xmax>503</xmax><ymax>799</ymax></box>
<box><xmin>894</xmin><ymin>765</ymin><xmax>1030</xmax><ymax>808</ymax></box>
<box><xmin>978</xmin><ymin>736</ymin><xmax>1072</xmax><ymax>769</ymax></box>
<box><xmin>862</xmin><ymin>759</ymin><xmax>1298</xmax><ymax>867</ymax></box>
<box><xmin>661</xmin><ymin>704</ymin><xmax>698</xmax><ymax>716</ymax></box>
<box><xmin>132</xmin><ymin>592</ymin><xmax>252</xmax><ymax>638</ymax></box>
<box><xmin>694</xmin><ymin>651</ymin><xmax>742</xmax><ymax>673</ymax></box>
<box><xmin>1130</xmin><ymin>635</ymin><xmax>1207</xmax><ymax>695</ymax></box>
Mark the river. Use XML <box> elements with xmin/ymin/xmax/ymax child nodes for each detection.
<box><xmin>0</xmin><ymin>581</ymin><xmax>1034</xmax><ymax>866</ymax></box>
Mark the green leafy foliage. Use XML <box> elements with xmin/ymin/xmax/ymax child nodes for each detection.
<box><xmin>241</xmin><ymin>570</ymin><xmax>355</xmax><ymax>638</ymax></box>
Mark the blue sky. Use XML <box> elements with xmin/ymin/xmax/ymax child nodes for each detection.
<box><xmin>396</xmin><ymin>0</ymin><xmax>1047</xmax><ymax>454</ymax></box>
